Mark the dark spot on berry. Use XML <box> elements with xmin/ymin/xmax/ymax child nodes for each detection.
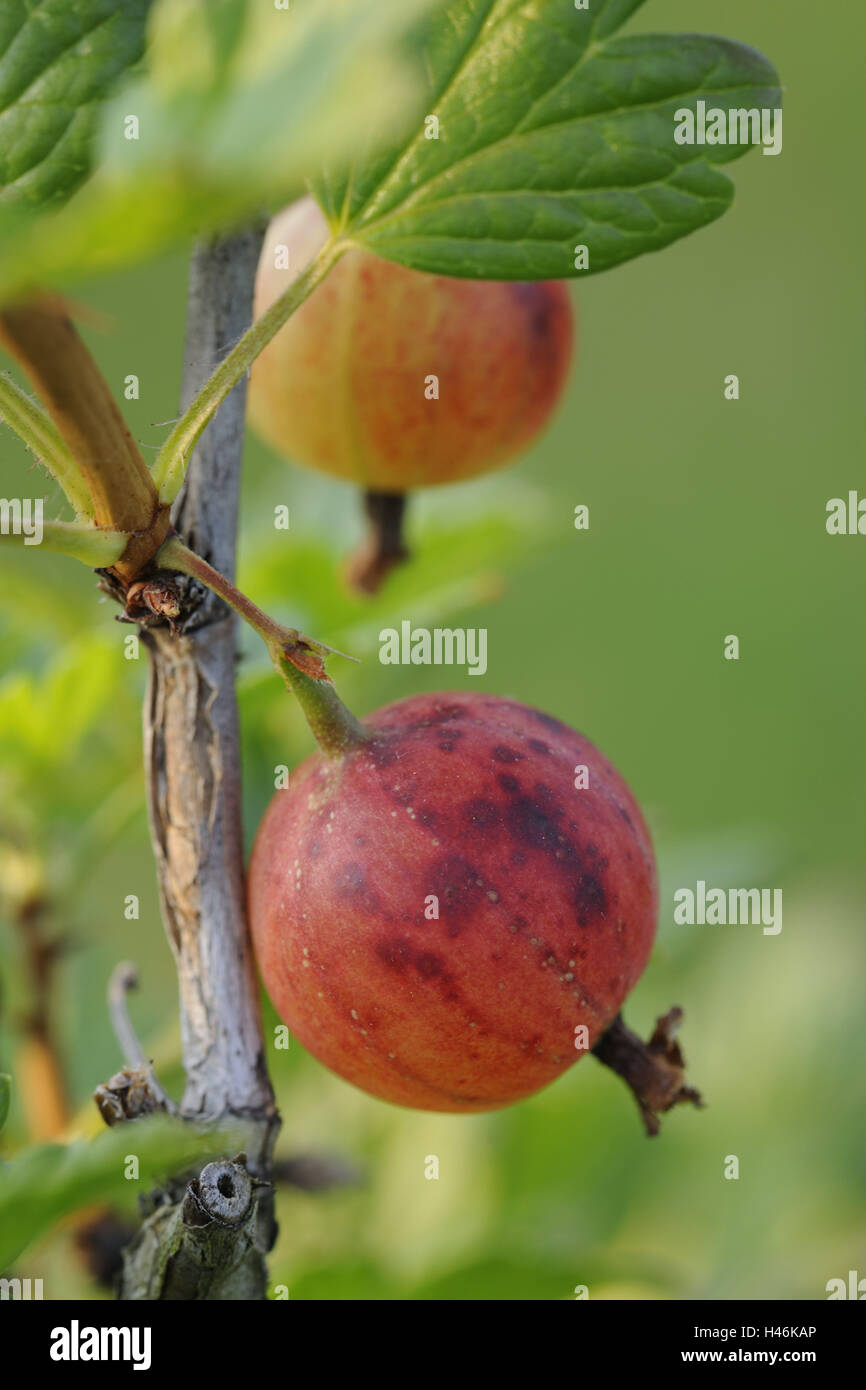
<box><xmin>509</xmin><ymin>284</ymin><xmax>557</xmax><ymax>341</ymax></box>
<box><xmin>586</xmin><ymin>843</ymin><xmax>598</xmax><ymax>858</ymax></box>
<box><xmin>335</xmin><ymin>862</ymin><xmax>365</xmax><ymax>894</ymax></box>
<box><xmin>438</xmin><ymin>740</ymin><xmax>456</xmax><ymax>752</ymax></box>
<box><xmin>335</xmin><ymin>861</ymin><xmax>383</xmax><ymax>915</ymax></box>
<box><xmin>309</xmin><ymin>840</ymin><xmax>321</xmax><ymax>858</ymax></box>
<box><xmin>415</xmin><ymin>953</ymin><xmax>444</xmax><ymax>979</ymax></box>
<box><xmin>375</xmin><ymin>938</ymin><xmax>412</xmax><ymax>969</ymax></box>
<box><xmin>368</xmin><ymin>738</ymin><xmax>399</xmax><ymax>768</ymax></box>
<box><xmin>528</xmin><ymin>739</ymin><xmax>550</xmax><ymax>755</ymax></box>
<box><xmin>390</xmin><ymin>778</ymin><xmax>419</xmax><ymax>808</ymax></box>
<box><xmin>429</xmin><ymin>855</ymin><xmax>486</xmax><ymax>930</ymax></box>
<box><xmin>574</xmin><ymin>870</ymin><xmax>607</xmax><ymax>923</ymax></box>
<box><xmin>463</xmin><ymin>798</ymin><xmax>500</xmax><ymax>830</ymax></box>
<box><xmin>498</xmin><ymin>773</ymin><xmax>520</xmax><ymax>795</ymax></box>
<box><xmin>408</xmin><ymin>703</ymin><xmax>467</xmax><ymax>732</ymax></box>
<box><xmin>416</xmin><ymin>806</ymin><xmax>437</xmax><ymax>829</ymax></box>
<box><xmin>618</xmin><ymin>805</ymin><xmax>633</xmax><ymax>828</ymax></box>
<box><xmin>510</xmin><ymin>850</ymin><xmax>526</xmax><ymax>866</ymax></box>
<box><xmin>527</xmin><ymin>707</ymin><xmax>572</xmax><ymax>737</ymax></box>
<box><xmin>505</xmin><ymin>790</ymin><xmax>566</xmax><ymax>852</ymax></box>
<box><xmin>491</xmin><ymin>745</ymin><xmax>523</xmax><ymax>763</ymax></box>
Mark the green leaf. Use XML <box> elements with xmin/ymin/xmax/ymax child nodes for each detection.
<box><xmin>0</xmin><ymin>1075</ymin><xmax>10</xmax><ymax>1133</ymax></box>
<box><xmin>271</xmin><ymin>1259</ymin><xmax>404</xmax><ymax>1302</ymax></box>
<box><xmin>0</xmin><ymin>635</ymin><xmax>119</xmax><ymax>769</ymax></box>
<box><xmin>320</xmin><ymin>0</ymin><xmax>781</xmax><ymax>278</ymax></box>
<box><xmin>410</xmin><ymin>1256</ymin><xmax>610</xmax><ymax>1301</ymax></box>
<box><xmin>0</xmin><ymin>0</ymin><xmax>431</xmax><ymax>293</ymax></box>
<box><xmin>0</xmin><ymin>1116</ymin><xmax>239</xmax><ymax>1271</ymax></box>
<box><xmin>0</xmin><ymin>633</ymin><xmax>138</xmax><ymax>858</ymax></box>
<box><xmin>0</xmin><ymin>0</ymin><xmax>152</xmax><ymax>211</ymax></box>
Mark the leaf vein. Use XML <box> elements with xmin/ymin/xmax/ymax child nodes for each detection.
<box><xmin>0</xmin><ymin>5</ymin><xmax>123</xmax><ymax>120</ymax></box>
<box><xmin>358</xmin><ymin>70</ymin><xmax>767</xmax><ymax>239</ymax></box>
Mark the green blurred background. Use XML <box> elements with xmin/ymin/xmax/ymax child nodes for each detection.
<box><xmin>0</xmin><ymin>0</ymin><xmax>863</xmax><ymax>1299</ymax></box>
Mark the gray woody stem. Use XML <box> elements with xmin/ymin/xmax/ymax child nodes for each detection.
<box><xmin>121</xmin><ymin>231</ymin><xmax>278</xmax><ymax>1300</ymax></box>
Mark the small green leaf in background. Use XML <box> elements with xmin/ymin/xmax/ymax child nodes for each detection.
<box><xmin>320</xmin><ymin>0</ymin><xmax>781</xmax><ymax>278</ymax></box>
<box><xmin>0</xmin><ymin>632</ymin><xmax>142</xmax><ymax>910</ymax></box>
<box><xmin>0</xmin><ymin>1116</ymin><xmax>240</xmax><ymax>1272</ymax></box>
<box><xmin>0</xmin><ymin>1074</ymin><xmax>10</xmax><ymax>1132</ymax></box>
<box><xmin>237</xmin><ymin>487</ymin><xmax>544</xmax><ymax>653</ymax></box>
<box><xmin>0</xmin><ymin>0</ymin><xmax>152</xmax><ymax>209</ymax></box>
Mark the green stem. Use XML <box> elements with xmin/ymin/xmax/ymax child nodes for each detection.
<box><xmin>156</xmin><ymin>534</ymin><xmax>367</xmax><ymax>758</ymax></box>
<box><xmin>152</xmin><ymin>237</ymin><xmax>348</xmax><ymax>506</ymax></box>
<box><xmin>0</xmin><ymin>372</ymin><xmax>95</xmax><ymax>519</ymax></box>
<box><xmin>0</xmin><ymin>518</ymin><xmax>128</xmax><ymax>565</ymax></box>
<box><xmin>272</xmin><ymin>651</ymin><xmax>368</xmax><ymax>759</ymax></box>
<box><xmin>157</xmin><ymin>534</ymin><xmax>294</xmax><ymax>645</ymax></box>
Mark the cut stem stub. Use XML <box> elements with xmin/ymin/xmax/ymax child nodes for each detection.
<box><xmin>591</xmin><ymin>1007</ymin><xmax>704</xmax><ymax>1137</ymax></box>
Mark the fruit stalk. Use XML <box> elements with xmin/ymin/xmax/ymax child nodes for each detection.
<box><xmin>156</xmin><ymin>534</ymin><xmax>296</xmax><ymax>646</ymax></box>
<box><xmin>272</xmin><ymin>648</ymin><xmax>368</xmax><ymax>758</ymax></box>
<box><xmin>157</xmin><ymin>533</ymin><xmax>366</xmax><ymax>756</ymax></box>
<box><xmin>152</xmin><ymin>236</ymin><xmax>346</xmax><ymax>506</ymax></box>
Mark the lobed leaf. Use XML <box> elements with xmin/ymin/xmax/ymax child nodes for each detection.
<box><xmin>319</xmin><ymin>0</ymin><xmax>782</xmax><ymax>279</ymax></box>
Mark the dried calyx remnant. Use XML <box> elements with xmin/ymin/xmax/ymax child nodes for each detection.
<box><xmin>591</xmin><ymin>1008</ymin><xmax>704</xmax><ymax>1137</ymax></box>
<box><xmin>346</xmin><ymin>490</ymin><xmax>410</xmax><ymax>594</ymax></box>
<box><xmin>96</xmin><ymin>562</ymin><xmax>195</xmax><ymax>634</ymax></box>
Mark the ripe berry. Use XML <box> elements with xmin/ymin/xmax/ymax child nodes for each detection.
<box><xmin>247</xmin><ymin>197</ymin><xmax>574</xmax><ymax>493</ymax></box>
<box><xmin>248</xmin><ymin>690</ymin><xmax>656</xmax><ymax>1112</ymax></box>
